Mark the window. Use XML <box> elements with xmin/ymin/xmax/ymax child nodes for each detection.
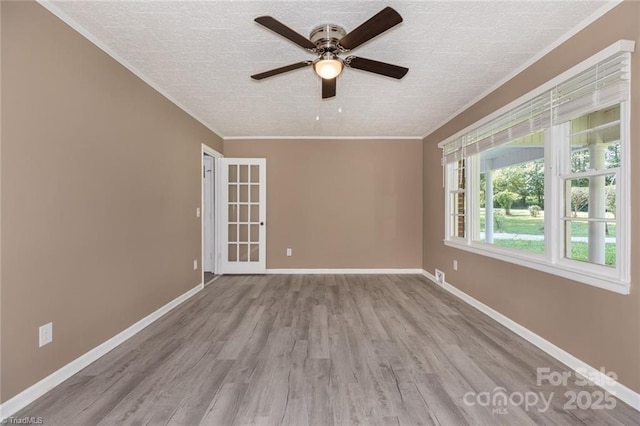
<box><xmin>477</xmin><ymin>133</ymin><xmax>545</xmax><ymax>255</ymax></box>
<box><xmin>447</xmin><ymin>159</ymin><xmax>466</xmax><ymax>239</ymax></box>
<box><xmin>440</xmin><ymin>41</ymin><xmax>633</xmax><ymax>294</ymax></box>
<box><xmin>562</xmin><ymin>106</ymin><xmax>621</xmax><ymax>268</ymax></box>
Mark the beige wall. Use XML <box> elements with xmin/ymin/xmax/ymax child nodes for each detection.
<box><xmin>0</xmin><ymin>2</ymin><xmax>223</xmax><ymax>402</ymax></box>
<box><xmin>225</xmin><ymin>139</ymin><xmax>422</xmax><ymax>269</ymax></box>
<box><xmin>423</xmin><ymin>2</ymin><xmax>640</xmax><ymax>393</ymax></box>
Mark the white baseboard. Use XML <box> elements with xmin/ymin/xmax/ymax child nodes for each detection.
<box><xmin>0</xmin><ymin>283</ymin><xmax>204</xmax><ymax>420</ymax></box>
<box><xmin>266</xmin><ymin>268</ymin><xmax>424</xmax><ymax>274</ymax></box>
<box><xmin>420</xmin><ymin>270</ymin><xmax>640</xmax><ymax>412</ymax></box>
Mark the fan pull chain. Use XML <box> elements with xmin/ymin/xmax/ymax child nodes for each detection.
<box><xmin>316</xmin><ymin>77</ymin><xmax>321</xmax><ymax>121</ymax></box>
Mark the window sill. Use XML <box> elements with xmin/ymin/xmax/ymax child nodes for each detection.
<box><xmin>443</xmin><ymin>240</ymin><xmax>630</xmax><ymax>295</ymax></box>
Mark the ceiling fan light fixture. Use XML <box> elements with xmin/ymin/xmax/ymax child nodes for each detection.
<box><xmin>314</xmin><ymin>54</ymin><xmax>343</xmax><ymax>79</ymax></box>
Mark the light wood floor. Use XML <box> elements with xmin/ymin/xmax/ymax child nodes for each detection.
<box><xmin>16</xmin><ymin>275</ymin><xmax>639</xmax><ymax>425</ymax></box>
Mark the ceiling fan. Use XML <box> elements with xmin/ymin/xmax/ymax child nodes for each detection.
<box><xmin>251</xmin><ymin>6</ymin><xmax>408</xmax><ymax>99</ymax></box>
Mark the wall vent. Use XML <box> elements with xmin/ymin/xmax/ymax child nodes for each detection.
<box><xmin>435</xmin><ymin>269</ymin><xmax>445</xmax><ymax>285</ymax></box>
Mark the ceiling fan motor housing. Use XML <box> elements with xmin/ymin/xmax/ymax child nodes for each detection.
<box><xmin>309</xmin><ymin>24</ymin><xmax>347</xmax><ymax>52</ymax></box>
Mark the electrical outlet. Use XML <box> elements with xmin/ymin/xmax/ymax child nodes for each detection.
<box><xmin>286</xmin><ymin>248</ymin><xmax>292</xmax><ymax>257</ymax></box>
<box><xmin>435</xmin><ymin>269</ymin><xmax>445</xmax><ymax>285</ymax></box>
<box><xmin>453</xmin><ymin>260</ymin><xmax>458</xmax><ymax>271</ymax></box>
<box><xmin>196</xmin><ymin>207</ymin><xmax>201</xmax><ymax>218</ymax></box>
<box><xmin>193</xmin><ymin>259</ymin><xmax>198</xmax><ymax>270</ymax></box>
<box><xmin>39</xmin><ymin>322</ymin><xmax>53</xmax><ymax>347</ymax></box>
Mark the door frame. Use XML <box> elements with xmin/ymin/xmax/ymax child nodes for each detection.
<box><xmin>201</xmin><ymin>144</ymin><xmax>223</xmax><ymax>285</ymax></box>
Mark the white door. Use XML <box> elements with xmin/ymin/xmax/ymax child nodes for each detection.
<box><xmin>220</xmin><ymin>158</ymin><xmax>266</xmax><ymax>274</ymax></box>
<box><xmin>203</xmin><ymin>155</ymin><xmax>215</xmax><ymax>272</ymax></box>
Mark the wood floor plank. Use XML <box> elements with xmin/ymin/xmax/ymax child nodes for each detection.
<box><xmin>278</xmin><ymin>339</ymin><xmax>310</xmax><ymax>426</ymax></box>
<box><xmin>13</xmin><ymin>274</ymin><xmax>640</xmax><ymax>426</ymax></box>
<box><xmin>308</xmin><ymin>305</ymin><xmax>330</xmax><ymax>359</ymax></box>
<box><xmin>154</xmin><ymin>351</ymin><xmax>233</xmax><ymax>424</ymax></box>
<box><xmin>303</xmin><ymin>358</ymin><xmax>332</xmax><ymax>425</ymax></box>
<box><xmin>197</xmin><ymin>383</ymin><xmax>248</xmax><ymax>426</ymax></box>
<box><xmin>217</xmin><ymin>305</ymin><xmax>266</xmax><ymax>360</ymax></box>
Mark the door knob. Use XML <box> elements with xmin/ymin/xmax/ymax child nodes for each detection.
<box><xmin>260</xmin><ymin>222</ymin><xmax>264</xmax><ymax>226</ymax></box>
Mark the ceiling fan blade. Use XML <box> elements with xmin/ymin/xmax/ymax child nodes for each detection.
<box><xmin>345</xmin><ymin>56</ymin><xmax>408</xmax><ymax>79</ymax></box>
<box><xmin>255</xmin><ymin>16</ymin><xmax>316</xmax><ymax>50</ymax></box>
<box><xmin>322</xmin><ymin>78</ymin><xmax>336</xmax><ymax>99</ymax></box>
<box><xmin>251</xmin><ymin>61</ymin><xmax>312</xmax><ymax>80</ymax></box>
<box><xmin>338</xmin><ymin>7</ymin><xmax>402</xmax><ymax>51</ymax></box>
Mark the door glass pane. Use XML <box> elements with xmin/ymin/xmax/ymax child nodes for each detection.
<box><xmin>250</xmin><ymin>205</ymin><xmax>259</xmax><ymax>222</ymax></box>
<box><xmin>240</xmin><ymin>185</ymin><xmax>248</xmax><ymax>202</ymax></box>
<box><xmin>228</xmin><ymin>165</ymin><xmax>237</xmax><ymax>182</ymax></box>
<box><xmin>250</xmin><ymin>165</ymin><xmax>259</xmax><ymax>183</ymax></box>
<box><xmin>250</xmin><ymin>185</ymin><xmax>259</xmax><ymax>203</ymax></box>
<box><xmin>564</xmin><ymin>220</ymin><xmax>616</xmax><ymax>267</ymax></box>
<box><xmin>239</xmin><ymin>165</ymin><xmax>249</xmax><ymax>183</ymax></box>
<box><xmin>250</xmin><ymin>224</ymin><xmax>259</xmax><ymax>242</ymax></box>
<box><xmin>250</xmin><ymin>244</ymin><xmax>259</xmax><ymax>261</ymax></box>
<box><xmin>228</xmin><ymin>205</ymin><xmax>237</xmax><ymax>222</ymax></box>
<box><xmin>239</xmin><ymin>205</ymin><xmax>248</xmax><ymax>222</ymax></box>
<box><xmin>239</xmin><ymin>244</ymin><xmax>248</xmax><ymax>261</ymax></box>
<box><xmin>239</xmin><ymin>224</ymin><xmax>248</xmax><ymax>242</ymax></box>
<box><xmin>228</xmin><ymin>185</ymin><xmax>238</xmax><ymax>202</ymax></box>
<box><xmin>228</xmin><ymin>244</ymin><xmax>237</xmax><ymax>262</ymax></box>
<box><xmin>228</xmin><ymin>224</ymin><xmax>237</xmax><ymax>242</ymax></box>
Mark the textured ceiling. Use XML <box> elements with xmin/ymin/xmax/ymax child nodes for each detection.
<box><xmin>45</xmin><ymin>1</ymin><xmax>612</xmax><ymax>138</ymax></box>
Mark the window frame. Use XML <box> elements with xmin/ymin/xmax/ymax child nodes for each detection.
<box><xmin>440</xmin><ymin>42</ymin><xmax>633</xmax><ymax>295</ymax></box>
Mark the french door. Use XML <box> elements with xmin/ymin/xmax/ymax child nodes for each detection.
<box><xmin>219</xmin><ymin>158</ymin><xmax>266</xmax><ymax>274</ymax></box>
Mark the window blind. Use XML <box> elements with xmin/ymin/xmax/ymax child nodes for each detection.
<box><xmin>440</xmin><ymin>48</ymin><xmax>631</xmax><ymax>165</ymax></box>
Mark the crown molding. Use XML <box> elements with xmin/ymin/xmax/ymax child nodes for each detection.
<box><xmin>224</xmin><ymin>136</ymin><xmax>422</xmax><ymax>141</ymax></box>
